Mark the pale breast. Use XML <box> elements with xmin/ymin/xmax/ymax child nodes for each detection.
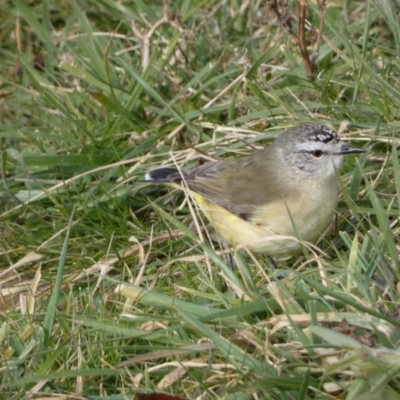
<box><xmin>193</xmin><ymin>179</ymin><xmax>339</xmax><ymax>257</ymax></box>
<box><xmin>251</xmin><ymin>178</ymin><xmax>339</xmax><ymax>244</ymax></box>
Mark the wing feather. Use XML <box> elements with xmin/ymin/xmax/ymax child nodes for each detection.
<box><xmin>147</xmin><ymin>149</ymin><xmax>293</xmax><ymax>222</ymax></box>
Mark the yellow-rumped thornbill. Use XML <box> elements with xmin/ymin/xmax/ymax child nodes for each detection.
<box><xmin>144</xmin><ymin>124</ymin><xmax>366</xmax><ymax>257</ymax></box>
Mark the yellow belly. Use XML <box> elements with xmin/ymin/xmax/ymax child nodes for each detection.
<box><xmin>193</xmin><ymin>184</ymin><xmax>338</xmax><ymax>257</ymax></box>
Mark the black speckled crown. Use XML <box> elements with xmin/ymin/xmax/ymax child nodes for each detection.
<box><xmin>306</xmin><ymin>125</ymin><xmax>339</xmax><ymax>144</ymax></box>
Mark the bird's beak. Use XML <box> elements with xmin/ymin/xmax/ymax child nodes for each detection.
<box><xmin>337</xmin><ymin>144</ymin><xmax>367</xmax><ymax>155</ymax></box>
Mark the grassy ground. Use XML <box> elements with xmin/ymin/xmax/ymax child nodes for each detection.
<box><xmin>1</xmin><ymin>0</ymin><xmax>400</xmax><ymax>399</ymax></box>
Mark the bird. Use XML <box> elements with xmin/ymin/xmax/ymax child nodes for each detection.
<box><xmin>144</xmin><ymin>124</ymin><xmax>366</xmax><ymax>258</ymax></box>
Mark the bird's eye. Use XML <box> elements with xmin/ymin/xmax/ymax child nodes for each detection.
<box><xmin>311</xmin><ymin>150</ymin><xmax>323</xmax><ymax>158</ymax></box>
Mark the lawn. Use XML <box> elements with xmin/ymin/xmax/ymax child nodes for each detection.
<box><xmin>1</xmin><ymin>0</ymin><xmax>400</xmax><ymax>399</ymax></box>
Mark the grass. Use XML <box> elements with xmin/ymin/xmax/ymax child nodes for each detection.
<box><xmin>1</xmin><ymin>0</ymin><xmax>400</xmax><ymax>399</ymax></box>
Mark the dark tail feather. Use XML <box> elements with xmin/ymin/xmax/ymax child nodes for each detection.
<box><xmin>144</xmin><ymin>168</ymin><xmax>180</xmax><ymax>183</ymax></box>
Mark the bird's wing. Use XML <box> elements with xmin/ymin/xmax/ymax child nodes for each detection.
<box><xmin>165</xmin><ymin>161</ymin><xmax>235</xmax><ymax>211</ymax></box>
<box><xmin>168</xmin><ymin>152</ymin><xmax>292</xmax><ymax>221</ymax></box>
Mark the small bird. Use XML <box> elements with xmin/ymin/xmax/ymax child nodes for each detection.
<box><xmin>144</xmin><ymin>124</ymin><xmax>365</xmax><ymax>257</ymax></box>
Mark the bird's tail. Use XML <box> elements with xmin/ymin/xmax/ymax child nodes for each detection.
<box><xmin>143</xmin><ymin>168</ymin><xmax>180</xmax><ymax>183</ymax></box>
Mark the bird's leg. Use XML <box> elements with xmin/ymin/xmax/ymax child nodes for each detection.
<box><xmin>267</xmin><ymin>256</ymin><xmax>277</xmax><ymax>269</ymax></box>
<box><xmin>224</xmin><ymin>248</ymin><xmax>235</xmax><ymax>270</ymax></box>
